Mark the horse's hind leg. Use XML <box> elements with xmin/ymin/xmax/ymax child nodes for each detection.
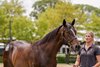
<box><xmin>3</xmin><ymin>51</ymin><xmax>14</xmax><ymax>67</ymax></box>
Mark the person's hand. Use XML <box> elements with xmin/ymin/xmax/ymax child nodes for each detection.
<box><xmin>73</xmin><ymin>64</ymin><xmax>78</xmax><ymax>67</ymax></box>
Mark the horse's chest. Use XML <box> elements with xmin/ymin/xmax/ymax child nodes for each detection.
<box><xmin>31</xmin><ymin>46</ymin><xmax>55</xmax><ymax>67</ymax></box>
<box><xmin>38</xmin><ymin>52</ymin><xmax>49</xmax><ymax>66</ymax></box>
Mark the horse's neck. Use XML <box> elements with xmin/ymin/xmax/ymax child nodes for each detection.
<box><xmin>41</xmin><ymin>35</ymin><xmax>63</xmax><ymax>56</ymax></box>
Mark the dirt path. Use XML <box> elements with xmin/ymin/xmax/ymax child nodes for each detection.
<box><xmin>0</xmin><ymin>63</ymin><xmax>3</xmax><ymax>67</ymax></box>
<box><xmin>57</xmin><ymin>64</ymin><xmax>73</xmax><ymax>67</ymax></box>
<box><xmin>0</xmin><ymin>63</ymin><xmax>73</xmax><ymax>67</ymax></box>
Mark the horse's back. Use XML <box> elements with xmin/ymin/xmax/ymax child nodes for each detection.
<box><xmin>11</xmin><ymin>40</ymin><xmax>31</xmax><ymax>48</ymax></box>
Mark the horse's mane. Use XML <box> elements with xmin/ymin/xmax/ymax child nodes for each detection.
<box><xmin>34</xmin><ymin>25</ymin><xmax>63</xmax><ymax>45</ymax></box>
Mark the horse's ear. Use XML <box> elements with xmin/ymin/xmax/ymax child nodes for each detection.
<box><xmin>63</xmin><ymin>19</ymin><xmax>66</xmax><ymax>27</ymax></box>
<box><xmin>71</xmin><ymin>19</ymin><xmax>75</xmax><ymax>26</ymax></box>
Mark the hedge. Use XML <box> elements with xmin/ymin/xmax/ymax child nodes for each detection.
<box><xmin>57</xmin><ymin>54</ymin><xmax>77</xmax><ymax>63</ymax></box>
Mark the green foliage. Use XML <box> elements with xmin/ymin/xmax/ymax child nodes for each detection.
<box><xmin>57</xmin><ymin>54</ymin><xmax>76</xmax><ymax>63</ymax></box>
<box><xmin>76</xmin><ymin>4</ymin><xmax>100</xmax><ymax>17</ymax></box>
<box><xmin>57</xmin><ymin>56</ymin><xmax>66</xmax><ymax>63</ymax></box>
<box><xmin>84</xmin><ymin>12</ymin><xmax>100</xmax><ymax>37</ymax></box>
<box><xmin>0</xmin><ymin>0</ymin><xmax>34</xmax><ymax>42</ymax></box>
<box><xmin>12</xmin><ymin>16</ymin><xmax>34</xmax><ymax>41</ymax></box>
<box><xmin>75</xmin><ymin>4</ymin><xmax>100</xmax><ymax>38</ymax></box>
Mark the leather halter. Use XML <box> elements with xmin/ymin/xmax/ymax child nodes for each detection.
<box><xmin>62</xmin><ymin>27</ymin><xmax>76</xmax><ymax>45</ymax></box>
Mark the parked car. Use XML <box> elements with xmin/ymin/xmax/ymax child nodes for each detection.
<box><xmin>0</xmin><ymin>43</ymin><xmax>5</xmax><ymax>56</ymax></box>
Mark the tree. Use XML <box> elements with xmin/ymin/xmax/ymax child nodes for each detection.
<box><xmin>76</xmin><ymin>4</ymin><xmax>100</xmax><ymax>17</ymax></box>
<box><xmin>75</xmin><ymin>4</ymin><xmax>100</xmax><ymax>38</ymax></box>
<box><xmin>84</xmin><ymin>12</ymin><xmax>100</xmax><ymax>38</ymax></box>
<box><xmin>30</xmin><ymin>0</ymin><xmax>60</xmax><ymax>19</ymax></box>
<box><xmin>0</xmin><ymin>0</ymin><xmax>35</xmax><ymax>42</ymax></box>
<box><xmin>0</xmin><ymin>0</ymin><xmax>25</xmax><ymax>37</ymax></box>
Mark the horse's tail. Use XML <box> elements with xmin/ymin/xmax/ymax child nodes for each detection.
<box><xmin>3</xmin><ymin>43</ymin><xmax>14</xmax><ymax>67</ymax></box>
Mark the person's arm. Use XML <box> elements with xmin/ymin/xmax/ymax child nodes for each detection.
<box><xmin>93</xmin><ymin>55</ymin><xmax>100</xmax><ymax>67</ymax></box>
<box><xmin>73</xmin><ymin>55</ymin><xmax>80</xmax><ymax>67</ymax></box>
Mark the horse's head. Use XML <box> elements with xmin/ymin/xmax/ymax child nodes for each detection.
<box><xmin>60</xmin><ymin>19</ymin><xmax>79</xmax><ymax>50</ymax></box>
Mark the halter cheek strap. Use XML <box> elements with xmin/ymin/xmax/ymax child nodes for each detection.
<box><xmin>62</xmin><ymin>29</ymin><xmax>76</xmax><ymax>45</ymax></box>
<box><xmin>63</xmin><ymin>35</ymin><xmax>74</xmax><ymax>45</ymax></box>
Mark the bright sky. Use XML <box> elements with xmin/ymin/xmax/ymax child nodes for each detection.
<box><xmin>22</xmin><ymin>0</ymin><xmax>100</xmax><ymax>16</ymax></box>
<box><xmin>22</xmin><ymin>0</ymin><xmax>35</xmax><ymax>16</ymax></box>
<box><xmin>71</xmin><ymin>0</ymin><xmax>100</xmax><ymax>8</ymax></box>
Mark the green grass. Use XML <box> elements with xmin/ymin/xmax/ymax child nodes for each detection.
<box><xmin>0</xmin><ymin>56</ymin><xmax>3</xmax><ymax>63</ymax></box>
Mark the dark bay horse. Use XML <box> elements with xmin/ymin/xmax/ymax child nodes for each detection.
<box><xmin>3</xmin><ymin>19</ymin><xmax>79</xmax><ymax>67</ymax></box>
